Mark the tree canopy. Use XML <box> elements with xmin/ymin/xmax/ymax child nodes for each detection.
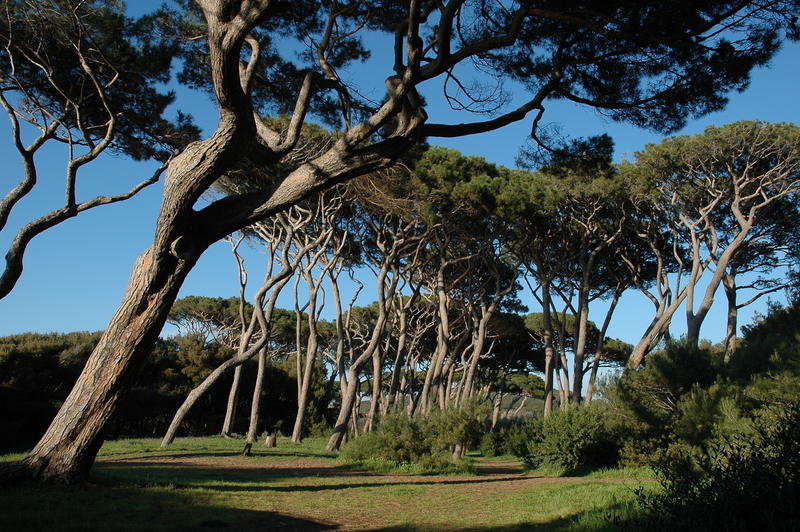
<box><xmin>3</xmin><ymin>0</ymin><xmax>798</xmax><ymax>484</ymax></box>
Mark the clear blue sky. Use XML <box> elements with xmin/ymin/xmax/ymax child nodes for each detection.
<box><xmin>0</xmin><ymin>8</ymin><xmax>798</xmax><ymax>348</ymax></box>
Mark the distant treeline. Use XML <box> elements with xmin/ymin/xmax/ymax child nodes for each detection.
<box><xmin>0</xmin><ymin>331</ymin><xmax>334</xmax><ymax>452</ymax></box>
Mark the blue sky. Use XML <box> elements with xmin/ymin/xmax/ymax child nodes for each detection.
<box><xmin>0</xmin><ymin>10</ymin><xmax>798</xmax><ymax>348</ymax></box>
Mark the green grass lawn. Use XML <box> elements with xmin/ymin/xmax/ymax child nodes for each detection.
<box><xmin>1</xmin><ymin>437</ymin><xmax>654</xmax><ymax>531</ymax></box>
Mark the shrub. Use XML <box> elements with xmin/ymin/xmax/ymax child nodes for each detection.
<box><xmin>603</xmin><ymin>341</ymin><xmax>750</xmax><ymax>467</ymax></box>
<box><xmin>628</xmin><ymin>402</ymin><xmax>800</xmax><ymax>531</ymax></box>
<box><xmin>522</xmin><ymin>405</ymin><xmax>619</xmax><ymax>473</ymax></box>
<box><xmin>422</xmin><ymin>404</ymin><xmax>485</xmax><ymax>456</ymax></box>
<box><xmin>480</xmin><ymin>430</ymin><xmax>506</xmax><ymax>457</ymax></box>
<box><xmin>338</xmin><ymin>408</ymin><xmax>482</xmax><ymax>474</ymax></box>
<box><xmin>479</xmin><ymin>420</ymin><xmax>540</xmax><ymax>457</ymax></box>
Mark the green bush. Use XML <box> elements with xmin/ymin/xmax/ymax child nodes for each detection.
<box><xmin>603</xmin><ymin>341</ymin><xmax>748</xmax><ymax>467</ymax></box>
<box><xmin>339</xmin><ymin>408</ymin><xmax>482</xmax><ymax>474</ymax></box>
<box><xmin>628</xmin><ymin>402</ymin><xmax>800</xmax><ymax>531</ymax></box>
<box><xmin>480</xmin><ymin>420</ymin><xmax>540</xmax><ymax>457</ymax></box>
<box><xmin>422</xmin><ymin>404</ymin><xmax>485</xmax><ymax>456</ymax></box>
<box><xmin>480</xmin><ymin>430</ymin><xmax>505</xmax><ymax>457</ymax></box>
<box><xmin>522</xmin><ymin>405</ymin><xmax>619</xmax><ymax>473</ymax></box>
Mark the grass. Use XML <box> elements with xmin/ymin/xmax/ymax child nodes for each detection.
<box><xmin>1</xmin><ymin>436</ymin><xmax>656</xmax><ymax>531</ymax></box>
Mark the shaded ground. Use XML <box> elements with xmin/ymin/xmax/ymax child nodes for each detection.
<box><xmin>92</xmin><ymin>452</ymin><xmax>632</xmax><ymax>531</ymax></box>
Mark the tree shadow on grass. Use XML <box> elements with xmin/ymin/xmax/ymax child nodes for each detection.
<box><xmin>102</xmin><ymin>451</ymin><xmax>243</xmax><ymax>460</ymax></box>
<box><xmin>97</xmin><ymin>461</ymin><xmax>377</xmax><ymax>482</ymax></box>
<box><xmin>96</xmin><ymin>461</ymin><xmax>545</xmax><ymax>493</ymax></box>
<box><xmin>102</xmin><ymin>450</ymin><xmax>337</xmax><ymax>461</ymax></box>
<box><xmin>0</xmin><ymin>482</ymin><xmax>338</xmax><ymax>532</ymax></box>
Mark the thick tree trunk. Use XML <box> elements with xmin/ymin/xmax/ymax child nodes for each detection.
<box><xmin>15</xmin><ymin>242</ymin><xmax>200</xmax><ymax>483</ymax></box>
<box><xmin>1</xmin><ymin>1</ymin><xmax>414</xmax><ymax>484</ymax></box>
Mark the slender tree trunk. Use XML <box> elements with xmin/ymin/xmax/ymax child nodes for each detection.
<box><xmin>628</xmin><ymin>286</ymin><xmax>689</xmax><ymax>369</ymax></box>
<box><xmin>365</xmin><ymin>349</ymin><xmax>382</xmax><ymax>432</ymax></box>
<box><xmin>242</xmin><ymin>347</ymin><xmax>267</xmax><ymax>455</ymax></box>
<box><xmin>326</xmin><ymin>250</ymin><xmax>399</xmax><ymax>451</ymax></box>
<box><xmin>723</xmin><ymin>273</ymin><xmax>738</xmax><ymax>364</ymax></box>
<box><xmin>221</xmin><ymin>365</ymin><xmax>243</xmax><ymax>436</ymax></box>
<box><xmin>421</xmin><ymin>265</ymin><xmax>450</xmax><ymax>413</ymax></box>
<box><xmin>162</xmin><ymin>270</ymin><xmax>293</xmax><ymax>447</ymax></box>
<box><xmin>541</xmin><ymin>282</ymin><xmax>556</xmax><ymax>417</ymax></box>
<box><xmin>585</xmin><ymin>286</ymin><xmax>621</xmax><ymax>403</ymax></box>
<box><xmin>571</xmin><ymin>287</ymin><xmax>590</xmax><ymax>405</ymax></box>
<box><xmin>222</xmin><ymin>234</ymin><xmax>249</xmax><ymax>436</ymax></box>
<box><xmin>512</xmin><ymin>396</ymin><xmax>528</xmax><ymax>417</ymax></box>
<box><xmin>444</xmin><ymin>362</ymin><xmax>456</xmax><ymax>408</ymax></box>
<box><xmin>491</xmin><ymin>391</ymin><xmax>503</xmax><ymax>431</ymax></box>
<box><xmin>686</xmin><ymin>220</ymin><xmax>752</xmax><ymax>347</ymax></box>
<box><xmin>292</xmin><ymin>272</ymin><xmax>322</xmax><ymax>443</ymax></box>
<box><xmin>384</xmin><ymin>306</ymin><xmax>409</xmax><ymax>415</ymax></box>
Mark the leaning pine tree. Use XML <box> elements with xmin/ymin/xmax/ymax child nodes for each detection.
<box><xmin>1</xmin><ymin>0</ymin><xmax>797</xmax><ymax>483</ymax></box>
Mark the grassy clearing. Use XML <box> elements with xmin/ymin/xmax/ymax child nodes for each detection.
<box><xmin>1</xmin><ymin>436</ymin><xmax>655</xmax><ymax>531</ymax></box>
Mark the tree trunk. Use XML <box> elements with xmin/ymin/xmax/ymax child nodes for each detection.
<box><xmin>628</xmin><ymin>286</ymin><xmax>689</xmax><ymax>369</ymax></box>
<box><xmin>291</xmin><ymin>273</ymin><xmax>321</xmax><ymax>443</ymax></box>
<box><xmin>421</xmin><ymin>265</ymin><xmax>450</xmax><ymax>414</ymax></box>
<box><xmin>221</xmin><ymin>365</ymin><xmax>243</xmax><ymax>436</ymax></box>
<box><xmin>2</xmin><ymin>2</ymin><xmax>412</xmax><ymax>483</ymax></box>
<box><xmin>541</xmin><ymin>283</ymin><xmax>556</xmax><ymax>417</ymax></box>
<box><xmin>490</xmin><ymin>391</ymin><xmax>503</xmax><ymax>431</ymax></box>
<box><xmin>15</xmin><ymin>242</ymin><xmax>200</xmax><ymax>483</ymax></box>
<box><xmin>512</xmin><ymin>396</ymin><xmax>528</xmax><ymax>417</ymax></box>
<box><xmin>585</xmin><ymin>286</ymin><xmax>621</xmax><ymax>403</ymax></box>
<box><xmin>365</xmin><ymin>349</ymin><xmax>382</xmax><ymax>432</ymax></box>
<box><xmin>570</xmin><ymin>287</ymin><xmax>590</xmax><ymax>405</ymax></box>
<box><xmin>723</xmin><ymin>272</ymin><xmax>738</xmax><ymax>364</ymax></box>
<box><xmin>162</xmin><ymin>271</ymin><xmax>293</xmax><ymax>447</ymax></box>
<box><xmin>243</xmin><ymin>348</ymin><xmax>267</xmax><ymax>455</ymax></box>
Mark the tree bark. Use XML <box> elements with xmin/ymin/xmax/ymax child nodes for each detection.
<box><xmin>490</xmin><ymin>391</ymin><xmax>503</xmax><ymax>431</ymax></box>
<box><xmin>541</xmin><ymin>281</ymin><xmax>556</xmax><ymax>417</ymax></box>
<box><xmin>221</xmin><ymin>365</ymin><xmax>243</xmax><ymax>436</ymax></box>
<box><xmin>723</xmin><ymin>272</ymin><xmax>738</xmax><ymax>364</ymax></box>
<box><xmin>326</xmin><ymin>250</ymin><xmax>398</xmax><ymax>451</ymax></box>
<box><xmin>291</xmin><ymin>267</ymin><xmax>323</xmax><ymax>443</ymax></box>
<box><xmin>242</xmin><ymin>347</ymin><xmax>267</xmax><ymax>455</ymax></box>
<box><xmin>17</xmin><ymin>242</ymin><xmax>200</xmax><ymax>483</ymax></box>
